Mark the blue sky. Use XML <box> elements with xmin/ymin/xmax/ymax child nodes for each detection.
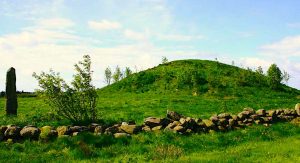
<box><xmin>0</xmin><ymin>0</ymin><xmax>300</xmax><ymax>91</ymax></box>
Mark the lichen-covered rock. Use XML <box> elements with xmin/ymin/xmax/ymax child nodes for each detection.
<box><xmin>69</xmin><ymin>126</ymin><xmax>88</xmax><ymax>133</ymax></box>
<box><xmin>142</xmin><ymin>126</ymin><xmax>151</xmax><ymax>132</ymax></box>
<box><xmin>295</xmin><ymin>103</ymin><xmax>300</xmax><ymax>116</ymax></box>
<box><xmin>40</xmin><ymin>126</ymin><xmax>58</xmax><ymax>140</ymax></box>
<box><xmin>114</xmin><ymin>133</ymin><xmax>130</xmax><ymax>138</ymax></box>
<box><xmin>256</xmin><ymin>109</ymin><xmax>266</xmax><ymax>116</ymax></box>
<box><xmin>218</xmin><ymin>113</ymin><xmax>232</xmax><ymax>119</ymax></box>
<box><xmin>151</xmin><ymin>125</ymin><xmax>163</xmax><ymax>131</ymax></box>
<box><xmin>267</xmin><ymin>110</ymin><xmax>276</xmax><ymax>117</ymax></box>
<box><xmin>210</xmin><ymin>115</ymin><xmax>219</xmax><ymax>123</ymax></box>
<box><xmin>4</xmin><ymin>125</ymin><xmax>21</xmax><ymax>139</ymax></box>
<box><xmin>120</xmin><ymin>124</ymin><xmax>141</xmax><ymax>134</ymax></box>
<box><xmin>237</xmin><ymin>111</ymin><xmax>251</xmax><ymax>120</ymax></box>
<box><xmin>20</xmin><ymin>126</ymin><xmax>40</xmax><ymax>140</ymax></box>
<box><xmin>228</xmin><ymin>119</ymin><xmax>237</xmax><ymax>126</ymax></box>
<box><xmin>104</xmin><ymin>125</ymin><xmax>120</xmax><ymax>135</ymax></box>
<box><xmin>0</xmin><ymin>126</ymin><xmax>8</xmax><ymax>134</ymax></box>
<box><xmin>56</xmin><ymin>126</ymin><xmax>71</xmax><ymax>136</ymax></box>
<box><xmin>203</xmin><ymin>119</ymin><xmax>215</xmax><ymax>128</ymax></box>
<box><xmin>173</xmin><ymin>125</ymin><xmax>185</xmax><ymax>133</ymax></box>
<box><xmin>144</xmin><ymin>117</ymin><xmax>169</xmax><ymax>128</ymax></box>
<box><xmin>166</xmin><ymin>121</ymin><xmax>180</xmax><ymax>130</ymax></box>
<box><xmin>94</xmin><ymin>125</ymin><xmax>104</xmax><ymax>134</ymax></box>
<box><xmin>167</xmin><ymin>110</ymin><xmax>183</xmax><ymax>121</ymax></box>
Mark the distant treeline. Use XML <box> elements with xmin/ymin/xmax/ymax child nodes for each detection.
<box><xmin>0</xmin><ymin>91</ymin><xmax>37</xmax><ymax>98</ymax></box>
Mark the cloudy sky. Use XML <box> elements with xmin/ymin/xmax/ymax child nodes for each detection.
<box><xmin>0</xmin><ymin>0</ymin><xmax>300</xmax><ymax>91</ymax></box>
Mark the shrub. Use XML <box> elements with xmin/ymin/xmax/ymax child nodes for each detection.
<box><xmin>33</xmin><ymin>55</ymin><xmax>98</xmax><ymax>123</ymax></box>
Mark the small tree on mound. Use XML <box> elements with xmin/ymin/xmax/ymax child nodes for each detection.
<box><xmin>33</xmin><ymin>55</ymin><xmax>98</xmax><ymax>123</ymax></box>
<box><xmin>267</xmin><ymin>64</ymin><xmax>283</xmax><ymax>90</ymax></box>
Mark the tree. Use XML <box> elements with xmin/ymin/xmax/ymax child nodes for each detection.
<box><xmin>162</xmin><ymin>56</ymin><xmax>168</xmax><ymax>64</ymax></box>
<box><xmin>282</xmin><ymin>70</ymin><xmax>291</xmax><ymax>84</ymax></box>
<box><xmin>104</xmin><ymin>67</ymin><xmax>112</xmax><ymax>85</ymax></box>
<box><xmin>113</xmin><ymin>66</ymin><xmax>122</xmax><ymax>82</ymax></box>
<box><xmin>256</xmin><ymin>66</ymin><xmax>264</xmax><ymax>75</ymax></box>
<box><xmin>125</xmin><ymin>67</ymin><xmax>132</xmax><ymax>78</ymax></box>
<box><xmin>33</xmin><ymin>55</ymin><xmax>98</xmax><ymax>123</ymax></box>
<box><xmin>267</xmin><ymin>64</ymin><xmax>283</xmax><ymax>90</ymax></box>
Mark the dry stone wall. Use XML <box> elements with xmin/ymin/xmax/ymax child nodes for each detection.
<box><xmin>1</xmin><ymin>103</ymin><xmax>300</xmax><ymax>142</ymax></box>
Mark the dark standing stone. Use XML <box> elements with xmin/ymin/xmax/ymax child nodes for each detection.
<box><xmin>5</xmin><ymin>67</ymin><xmax>18</xmax><ymax>116</ymax></box>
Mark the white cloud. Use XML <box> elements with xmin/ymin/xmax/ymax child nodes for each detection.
<box><xmin>88</xmin><ymin>20</ymin><xmax>122</xmax><ymax>31</ymax></box>
<box><xmin>260</xmin><ymin>35</ymin><xmax>300</xmax><ymax>57</ymax></box>
<box><xmin>158</xmin><ymin>34</ymin><xmax>204</xmax><ymax>41</ymax></box>
<box><xmin>123</xmin><ymin>29</ymin><xmax>149</xmax><ymax>41</ymax></box>
<box><xmin>37</xmin><ymin>18</ymin><xmax>74</xmax><ymax>29</ymax></box>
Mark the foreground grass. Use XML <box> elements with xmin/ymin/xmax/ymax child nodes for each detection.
<box><xmin>1</xmin><ymin>87</ymin><xmax>298</xmax><ymax>126</ymax></box>
<box><xmin>0</xmin><ymin>123</ymin><xmax>299</xmax><ymax>162</ymax></box>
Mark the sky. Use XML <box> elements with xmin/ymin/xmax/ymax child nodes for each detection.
<box><xmin>0</xmin><ymin>0</ymin><xmax>300</xmax><ymax>91</ymax></box>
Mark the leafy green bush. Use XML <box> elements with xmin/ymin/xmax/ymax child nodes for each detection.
<box><xmin>33</xmin><ymin>55</ymin><xmax>98</xmax><ymax>123</ymax></box>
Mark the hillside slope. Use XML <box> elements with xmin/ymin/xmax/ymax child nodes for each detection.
<box><xmin>101</xmin><ymin>59</ymin><xmax>299</xmax><ymax>96</ymax></box>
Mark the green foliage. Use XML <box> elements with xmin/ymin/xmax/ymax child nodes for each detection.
<box><xmin>32</xmin><ymin>55</ymin><xmax>98</xmax><ymax>123</ymax></box>
<box><xmin>267</xmin><ymin>64</ymin><xmax>283</xmax><ymax>90</ymax></box>
<box><xmin>162</xmin><ymin>56</ymin><xmax>168</xmax><ymax>64</ymax></box>
<box><xmin>112</xmin><ymin>66</ymin><xmax>122</xmax><ymax>83</ymax></box>
<box><xmin>104</xmin><ymin>67</ymin><xmax>112</xmax><ymax>85</ymax></box>
<box><xmin>124</xmin><ymin>67</ymin><xmax>132</xmax><ymax>78</ymax></box>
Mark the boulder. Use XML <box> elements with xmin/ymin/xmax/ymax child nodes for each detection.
<box><xmin>70</xmin><ymin>126</ymin><xmax>89</xmax><ymax>133</ymax></box>
<box><xmin>203</xmin><ymin>119</ymin><xmax>215</xmax><ymax>128</ymax></box>
<box><xmin>104</xmin><ymin>125</ymin><xmax>120</xmax><ymax>135</ymax></box>
<box><xmin>210</xmin><ymin>115</ymin><xmax>219</xmax><ymax>123</ymax></box>
<box><xmin>144</xmin><ymin>117</ymin><xmax>169</xmax><ymax>128</ymax></box>
<box><xmin>4</xmin><ymin>125</ymin><xmax>21</xmax><ymax>139</ymax></box>
<box><xmin>0</xmin><ymin>126</ymin><xmax>7</xmax><ymax>134</ymax></box>
<box><xmin>142</xmin><ymin>126</ymin><xmax>151</xmax><ymax>132</ymax></box>
<box><xmin>261</xmin><ymin>117</ymin><xmax>273</xmax><ymax>123</ymax></box>
<box><xmin>218</xmin><ymin>118</ymin><xmax>228</xmax><ymax>126</ymax></box>
<box><xmin>56</xmin><ymin>126</ymin><xmax>71</xmax><ymax>136</ymax></box>
<box><xmin>89</xmin><ymin>123</ymin><xmax>100</xmax><ymax>132</ymax></box>
<box><xmin>237</xmin><ymin>111</ymin><xmax>251</xmax><ymax>120</ymax></box>
<box><xmin>166</xmin><ymin>121</ymin><xmax>180</xmax><ymax>129</ymax></box>
<box><xmin>256</xmin><ymin>109</ymin><xmax>266</xmax><ymax>116</ymax></box>
<box><xmin>173</xmin><ymin>125</ymin><xmax>185</xmax><ymax>133</ymax></box>
<box><xmin>151</xmin><ymin>125</ymin><xmax>163</xmax><ymax>131</ymax></box>
<box><xmin>167</xmin><ymin>110</ymin><xmax>183</xmax><ymax>121</ymax></box>
<box><xmin>295</xmin><ymin>103</ymin><xmax>300</xmax><ymax>116</ymax></box>
<box><xmin>114</xmin><ymin>133</ymin><xmax>130</xmax><ymax>138</ymax></box>
<box><xmin>20</xmin><ymin>126</ymin><xmax>40</xmax><ymax>140</ymax></box>
<box><xmin>267</xmin><ymin>110</ymin><xmax>276</xmax><ymax>117</ymax></box>
<box><xmin>228</xmin><ymin>119</ymin><xmax>237</xmax><ymax>126</ymax></box>
<box><xmin>120</xmin><ymin>124</ymin><xmax>141</xmax><ymax>134</ymax></box>
<box><xmin>243</xmin><ymin>108</ymin><xmax>255</xmax><ymax>114</ymax></box>
<box><xmin>40</xmin><ymin>126</ymin><xmax>58</xmax><ymax>140</ymax></box>
<box><xmin>94</xmin><ymin>126</ymin><xmax>104</xmax><ymax>134</ymax></box>
<box><xmin>218</xmin><ymin>113</ymin><xmax>232</xmax><ymax>119</ymax></box>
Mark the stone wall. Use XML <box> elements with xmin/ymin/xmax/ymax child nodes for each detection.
<box><xmin>1</xmin><ymin>103</ymin><xmax>300</xmax><ymax>142</ymax></box>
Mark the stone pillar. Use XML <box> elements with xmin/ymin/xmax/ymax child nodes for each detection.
<box><xmin>5</xmin><ymin>67</ymin><xmax>18</xmax><ymax>115</ymax></box>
